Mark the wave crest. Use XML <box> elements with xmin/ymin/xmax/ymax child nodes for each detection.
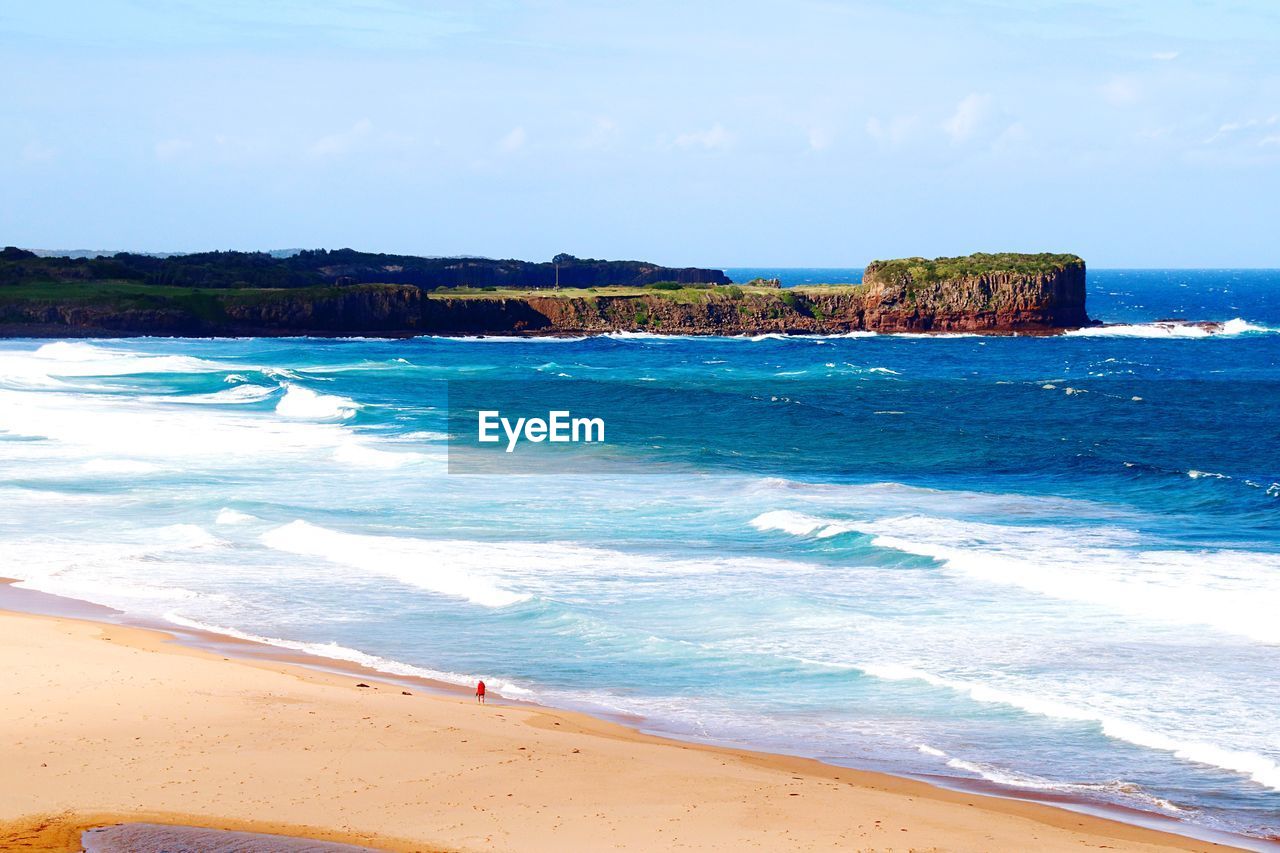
<box><xmin>275</xmin><ymin>384</ymin><xmax>360</xmax><ymax>420</ymax></box>
<box><xmin>1067</xmin><ymin>318</ymin><xmax>1275</xmax><ymax>338</ymax></box>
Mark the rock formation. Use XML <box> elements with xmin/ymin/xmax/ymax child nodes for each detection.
<box><xmin>0</xmin><ymin>252</ymin><xmax>1090</xmax><ymax>337</ymax></box>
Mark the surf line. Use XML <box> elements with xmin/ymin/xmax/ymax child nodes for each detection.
<box><xmin>477</xmin><ymin>410</ymin><xmax>605</xmax><ymax>452</ymax></box>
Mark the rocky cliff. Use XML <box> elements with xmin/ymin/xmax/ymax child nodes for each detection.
<box><xmin>0</xmin><ymin>253</ymin><xmax>1089</xmax><ymax>337</ymax></box>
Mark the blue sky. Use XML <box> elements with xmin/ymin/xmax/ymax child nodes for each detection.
<box><xmin>3</xmin><ymin>1</ymin><xmax>1278</xmax><ymax>266</ymax></box>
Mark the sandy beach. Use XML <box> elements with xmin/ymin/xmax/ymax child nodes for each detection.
<box><xmin>0</xmin><ymin>605</ymin><xmax>1248</xmax><ymax>853</ymax></box>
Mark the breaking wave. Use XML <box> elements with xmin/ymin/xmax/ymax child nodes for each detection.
<box><xmin>751</xmin><ymin>510</ymin><xmax>1280</xmax><ymax>644</ymax></box>
<box><xmin>275</xmin><ymin>384</ymin><xmax>360</xmax><ymax>420</ymax></box>
<box><xmin>260</xmin><ymin>521</ymin><xmax>530</xmax><ymax>608</ymax></box>
<box><xmin>1066</xmin><ymin>318</ymin><xmax>1275</xmax><ymax>338</ymax></box>
<box><xmin>867</xmin><ymin>664</ymin><xmax>1280</xmax><ymax>792</ymax></box>
<box><xmin>161</xmin><ymin>613</ymin><xmax>533</xmax><ymax>698</ymax></box>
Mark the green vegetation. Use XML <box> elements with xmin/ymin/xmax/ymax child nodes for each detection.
<box><xmin>0</xmin><ymin>248</ymin><xmax>1084</xmax><ymax>334</ymax></box>
<box><xmin>0</xmin><ymin>247</ymin><xmax>731</xmax><ymax>291</ymax></box>
<box><xmin>0</xmin><ymin>279</ymin><xmax>407</xmax><ymax>324</ymax></box>
<box><xmin>0</xmin><ymin>279</ymin><xmax>857</xmax><ymax>320</ymax></box>
<box><xmin>429</xmin><ymin>283</ymin><xmax>790</xmax><ymax>304</ymax></box>
<box><xmin>0</xmin><ymin>280</ymin><xmax>232</xmax><ymax>322</ymax></box>
<box><xmin>863</xmin><ymin>252</ymin><xmax>1083</xmax><ymax>286</ymax></box>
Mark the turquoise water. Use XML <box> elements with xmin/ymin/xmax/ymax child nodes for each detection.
<box><xmin>1</xmin><ymin>269</ymin><xmax>1278</xmax><ymax>840</ymax></box>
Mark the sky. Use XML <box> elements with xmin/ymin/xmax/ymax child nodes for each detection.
<box><xmin>3</xmin><ymin>1</ymin><xmax>1279</xmax><ymax>267</ymax></box>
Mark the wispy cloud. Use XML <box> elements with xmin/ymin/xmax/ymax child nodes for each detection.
<box><xmin>671</xmin><ymin>124</ymin><xmax>733</xmax><ymax>150</ymax></box>
<box><xmin>865</xmin><ymin>115</ymin><xmax>918</xmax><ymax>146</ymax></box>
<box><xmin>1151</xmin><ymin>51</ymin><xmax>1179</xmax><ymax>61</ymax></box>
<box><xmin>1100</xmin><ymin>76</ymin><xmax>1141</xmax><ymax>106</ymax></box>
<box><xmin>498</xmin><ymin>126</ymin><xmax>527</xmax><ymax>153</ymax></box>
<box><xmin>943</xmin><ymin>93</ymin><xmax>992</xmax><ymax>143</ymax></box>
<box><xmin>807</xmin><ymin>127</ymin><xmax>833</xmax><ymax>152</ymax></box>
<box><xmin>1204</xmin><ymin>115</ymin><xmax>1280</xmax><ymax>144</ymax></box>
<box><xmin>309</xmin><ymin>118</ymin><xmax>374</xmax><ymax>158</ymax></box>
<box><xmin>577</xmin><ymin>118</ymin><xmax>619</xmax><ymax>150</ymax></box>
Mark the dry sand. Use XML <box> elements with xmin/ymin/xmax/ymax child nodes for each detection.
<box><xmin>0</xmin><ymin>608</ymin><xmax>1247</xmax><ymax>852</ymax></box>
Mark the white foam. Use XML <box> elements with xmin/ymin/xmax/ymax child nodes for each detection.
<box><xmin>750</xmin><ymin>510</ymin><xmax>857</xmax><ymax>539</ymax></box>
<box><xmin>937</xmin><ymin>754</ymin><xmax>1183</xmax><ymax>812</ymax></box>
<box><xmin>149</xmin><ymin>524</ymin><xmax>224</xmax><ymax>549</ymax></box>
<box><xmin>0</xmin><ymin>534</ymin><xmax>213</xmax><ymax>611</ymax></box>
<box><xmin>431</xmin><ymin>334</ymin><xmax>592</xmax><ymax>342</ymax></box>
<box><xmin>214</xmin><ymin>508</ymin><xmax>257</xmax><ymax>525</ymax></box>
<box><xmin>275</xmin><ymin>384</ymin><xmax>360</xmax><ymax>420</ymax></box>
<box><xmin>161</xmin><ymin>613</ymin><xmax>533</xmax><ymax>698</ymax></box>
<box><xmin>260</xmin><ymin>521</ymin><xmax>530</xmax><ymax>608</ymax></box>
<box><xmin>753</xmin><ymin>504</ymin><xmax>1280</xmax><ymax>645</ymax></box>
<box><xmin>332</xmin><ymin>440</ymin><xmax>426</xmax><ymax>469</ymax></box>
<box><xmin>1221</xmin><ymin>318</ymin><xmax>1271</xmax><ymax>335</ymax></box>
<box><xmin>893</xmin><ymin>332</ymin><xmax>981</xmax><ymax>338</ymax></box>
<box><xmin>6</xmin><ymin>341</ymin><xmax>238</xmax><ymax>378</ymax></box>
<box><xmin>0</xmin><ymin>385</ymin><xmax>352</xmax><ymax>463</ymax></box>
<box><xmin>170</xmin><ymin>384</ymin><xmax>278</xmax><ymax>405</ymax></box>
<box><xmin>864</xmin><ymin>664</ymin><xmax>1280</xmax><ymax>792</ymax></box>
<box><xmin>1066</xmin><ymin>318</ymin><xmax>1275</xmax><ymax>338</ymax></box>
<box><xmin>605</xmin><ymin>331</ymin><xmax>689</xmax><ymax>341</ymax></box>
<box><xmin>856</xmin><ymin>514</ymin><xmax>1280</xmax><ymax>644</ymax></box>
<box><xmin>81</xmin><ymin>459</ymin><xmax>163</xmax><ymax>475</ymax></box>
<box><xmin>392</xmin><ymin>431</ymin><xmax>450</xmax><ymax>442</ymax></box>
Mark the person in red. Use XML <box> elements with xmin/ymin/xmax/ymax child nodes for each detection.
<box><xmin>475</xmin><ymin>680</ymin><xmax>486</xmax><ymax>704</ymax></box>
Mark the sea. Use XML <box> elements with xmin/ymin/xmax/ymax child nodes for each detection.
<box><xmin>1</xmin><ymin>268</ymin><xmax>1278</xmax><ymax>843</ymax></box>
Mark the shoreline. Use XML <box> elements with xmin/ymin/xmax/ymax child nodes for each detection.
<box><xmin>0</xmin><ymin>579</ymin><xmax>1265</xmax><ymax>852</ymax></box>
<box><xmin>0</xmin><ymin>323</ymin><xmax>1081</xmax><ymax>339</ymax></box>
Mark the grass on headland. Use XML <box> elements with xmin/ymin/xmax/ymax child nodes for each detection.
<box><xmin>863</xmin><ymin>252</ymin><xmax>1083</xmax><ymax>286</ymax></box>
<box><xmin>428</xmin><ymin>284</ymin><xmax>795</xmax><ymax>303</ymax></box>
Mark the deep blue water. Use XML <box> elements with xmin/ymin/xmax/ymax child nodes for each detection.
<box><xmin>1</xmin><ymin>269</ymin><xmax>1277</xmax><ymax>841</ymax></box>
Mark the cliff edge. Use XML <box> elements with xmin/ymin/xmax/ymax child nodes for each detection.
<box><xmin>0</xmin><ymin>251</ymin><xmax>1088</xmax><ymax>337</ymax></box>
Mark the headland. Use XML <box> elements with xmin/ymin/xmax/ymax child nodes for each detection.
<box><xmin>0</xmin><ymin>248</ymin><xmax>1089</xmax><ymax>337</ymax></box>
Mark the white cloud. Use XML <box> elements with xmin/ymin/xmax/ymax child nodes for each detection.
<box><xmin>1205</xmin><ymin>115</ymin><xmax>1280</xmax><ymax>144</ymax></box>
<box><xmin>1151</xmin><ymin>51</ymin><xmax>1179</xmax><ymax>61</ymax></box>
<box><xmin>499</xmin><ymin>126</ymin><xmax>527</xmax><ymax>153</ymax></box>
<box><xmin>943</xmin><ymin>93</ymin><xmax>992</xmax><ymax>143</ymax></box>
<box><xmin>992</xmin><ymin>121</ymin><xmax>1028</xmax><ymax>152</ymax></box>
<box><xmin>865</xmin><ymin>115</ymin><xmax>918</xmax><ymax>146</ymax></box>
<box><xmin>1101</xmin><ymin>76</ymin><xmax>1141</xmax><ymax>106</ymax></box>
<box><xmin>578</xmin><ymin>117</ymin><xmax>618</xmax><ymax>150</ymax></box>
<box><xmin>309</xmin><ymin>118</ymin><xmax>373</xmax><ymax>157</ymax></box>
<box><xmin>672</xmin><ymin>123</ymin><xmax>732</xmax><ymax>150</ymax></box>
<box><xmin>807</xmin><ymin>127</ymin><xmax>833</xmax><ymax>151</ymax></box>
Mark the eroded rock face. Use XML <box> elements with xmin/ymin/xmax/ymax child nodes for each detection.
<box><xmin>856</xmin><ymin>263</ymin><xmax>1089</xmax><ymax>332</ymax></box>
<box><xmin>0</xmin><ymin>259</ymin><xmax>1090</xmax><ymax>337</ymax></box>
<box><xmin>414</xmin><ymin>262</ymin><xmax>1089</xmax><ymax>336</ymax></box>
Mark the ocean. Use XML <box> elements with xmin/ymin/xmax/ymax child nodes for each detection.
<box><xmin>1</xmin><ymin>268</ymin><xmax>1278</xmax><ymax>842</ymax></box>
